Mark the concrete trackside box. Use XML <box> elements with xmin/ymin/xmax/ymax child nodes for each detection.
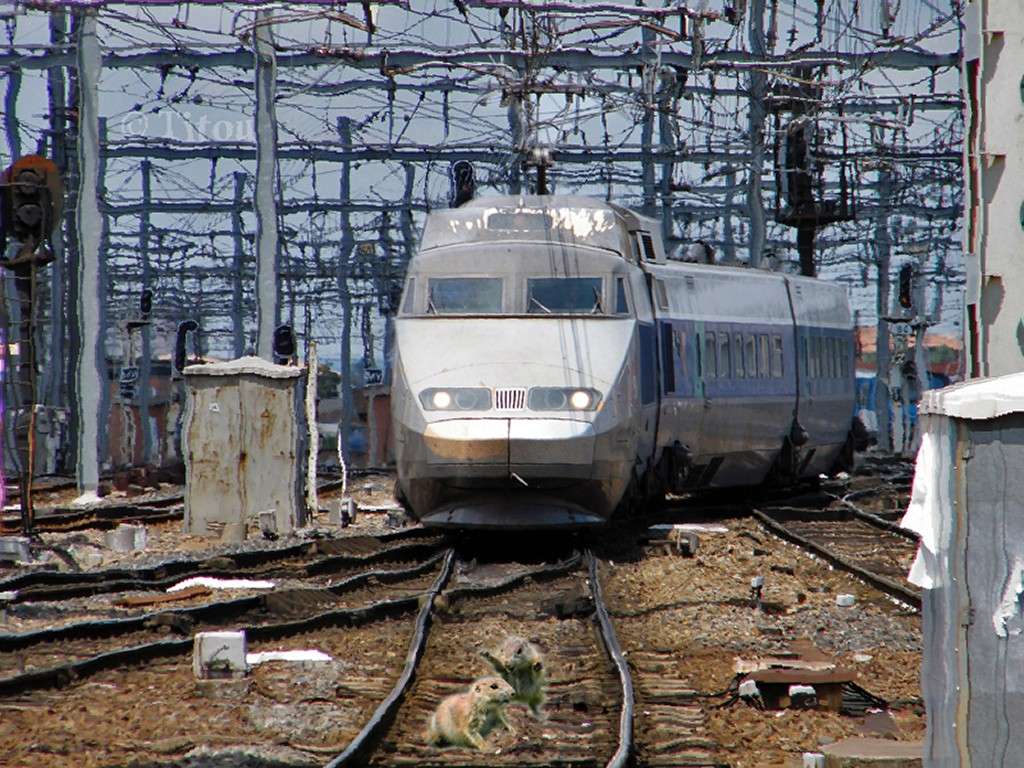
<box><xmin>182</xmin><ymin>356</ymin><xmax>308</xmax><ymax>538</ymax></box>
<box><xmin>904</xmin><ymin>373</ymin><xmax>1024</xmax><ymax>767</ymax></box>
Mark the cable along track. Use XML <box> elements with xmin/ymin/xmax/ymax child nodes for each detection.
<box><xmin>751</xmin><ymin>506</ymin><xmax>921</xmax><ymax>610</ymax></box>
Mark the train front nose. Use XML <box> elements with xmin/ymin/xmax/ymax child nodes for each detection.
<box><xmin>423</xmin><ymin>418</ymin><xmax>595</xmax><ymax>473</ymax></box>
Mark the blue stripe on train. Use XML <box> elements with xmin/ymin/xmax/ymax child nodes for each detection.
<box><xmin>656</xmin><ymin>319</ymin><xmax>854</xmax><ymax>401</ymax></box>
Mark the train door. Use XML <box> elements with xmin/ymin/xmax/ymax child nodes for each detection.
<box><xmin>628</xmin><ymin>267</ymin><xmax>659</xmax><ymax>477</ymax></box>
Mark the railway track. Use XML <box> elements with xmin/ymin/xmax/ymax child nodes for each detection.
<box><xmin>751</xmin><ymin>505</ymin><xmax>921</xmax><ymax>609</ymax></box>
<box><xmin>331</xmin><ymin>546</ymin><xmax>629</xmax><ymax>767</ymax></box>
<box><xmin>0</xmin><ymin>491</ymin><xmax>185</xmax><ymax>535</ymax></box>
<box><xmin>0</xmin><ymin>552</ymin><xmax>450</xmax><ymax>687</ymax></box>
<box><xmin>0</xmin><ymin>528</ymin><xmax>442</xmax><ymax>603</ymax></box>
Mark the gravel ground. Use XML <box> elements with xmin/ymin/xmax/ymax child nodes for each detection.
<box><xmin>600</xmin><ymin>515</ymin><xmax>923</xmax><ymax>767</ymax></box>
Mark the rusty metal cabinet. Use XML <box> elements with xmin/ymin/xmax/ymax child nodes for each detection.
<box><xmin>182</xmin><ymin>357</ymin><xmax>307</xmax><ymax>537</ymax></box>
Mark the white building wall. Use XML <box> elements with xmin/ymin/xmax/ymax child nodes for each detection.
<box><xmin>965</xmin><ymin>1</ymin><xmax>1024</xmax><ymax>377</ymax></box>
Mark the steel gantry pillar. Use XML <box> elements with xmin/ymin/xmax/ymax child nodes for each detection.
<box><xmin>74</xmin><ymin>10</ymin><xmax>103</xmax><ymax>495</ymax></box>
<box><xmin>253</xmin><ymin>9</ymin><xmax>281</xmax><ymax>360</ymax></box>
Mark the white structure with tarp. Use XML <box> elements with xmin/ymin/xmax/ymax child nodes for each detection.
<box><xmin>182</xmin><ymin>356</ymin><xmax>308</xmax><ymax>538</ymax></box>
<box><xmin>903</xmin><ymin>372</ymin><xmax>1024</xmax><ymax>766</ymax></box>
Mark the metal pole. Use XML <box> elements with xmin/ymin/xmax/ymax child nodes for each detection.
<box><xmin>231</xmin><ymin>171</ymin><xmax>246</xmax><ymax>358</ymax></box>
<box><xmin>640</xmin><ymin>21</ymin><xmax>656</xmax><ymax>217</ymax></box>
<box><xmin>45</xmin><ymin>9</ymin><xmax>67</xmax><ymax>420</ymax></box>
<box><xmin>337</xmin><ymin>117</ymin><xmax>354</xmax><ymax>468</ymax></box>
<box><xmin>138</xmin><ymin>159</ymin><xmax>154</xmax><ymax>466</ymax></box>
<box><xmin>3</xmin><ymin>57</ymin><xmax>21</xmax><ymax>164</ymax></box>
<box><xmin>746</xmin><ymin>0</ymin><xmax>767</xmax><ymax>267</ymax></box>
<box><xmin>873</xmin><ymin>167</ymin><xmax>892</xmax><ymax>453</ymax></box>
<box><xmin>74</xmin><ymin>9</ymin><xmax>102</xmax><ymax>496</ymax></box>
<box><xmin>253</xmin><ymin>9</ymin><xmax>280</xmax><ymax>360</ymax></box>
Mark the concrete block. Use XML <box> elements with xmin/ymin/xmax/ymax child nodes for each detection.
<box><xmin>0</xmin><ymin>590</ymin><xmax>16</xmax><ymax>623</ymax></box>
<box><xmin>822</xmin><ymin>737</ymin><xmax>922</xmax><ymax>767</ymax></box>
<box><xmin>803</xmin><ymin>755</ymin><xmax>826</xmax><ymax>768</ymax></box>
<box><xmin>738</xmin><ymin>679</ymin><xmax>760</xmax><ymax>699</ymax></box>
<box><xmin>193</xmin><ymin>630</ymin><xmax>248</xmax><ymax>679</ymax></box>
<box><xmin>221</xmin><ymin>522</ymin><xmax>246</xmax><ymax>544</ymax></box>
<box><xmin>258</xmin><ymin>510</ymin><xmax>277</xmax><ymax>538</ymax></box>
<box><xmin>104</xmin><ymin>524</ymin><xmax>147</xmax><ymax>552</ymax></box>
<box><xmin>0</xmin><ymin>537</ymin><xmax>31</xmax><ymax>562</ymax></box>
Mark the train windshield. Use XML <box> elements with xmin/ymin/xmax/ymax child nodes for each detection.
<box><xmin>427</xmin><ymin>277</ymin><xmax>503</xmax><ymax>314</ymax></box>
<box><xmin>527</xmin><ymin>277</ymin><xmax>605</xmax><ymax>314</ymax></box>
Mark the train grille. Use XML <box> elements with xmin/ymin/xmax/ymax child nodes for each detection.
<box><xmin>494</xmin><ymin>387</ymin><xmax>526</xmax><ymax>410</ymax></box>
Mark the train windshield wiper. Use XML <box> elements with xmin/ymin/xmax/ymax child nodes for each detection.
<box><xmin>590</xmin><ymin>286</ymin><xmax>604</xmax><ymax>314</ymax></box>
<box><xmin>427</xmin><ymin>293</ymin><xmax>438</xmax><ymax>314</ymax></box>
<box><xmin>530</xmin><ymin>296</ymin><xmax>553</xmax><ymax>314</ymax></box>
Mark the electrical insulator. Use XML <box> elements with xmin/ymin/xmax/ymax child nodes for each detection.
<box><xmin>898</xmin><ymin>264</ymin><xmax>913</xmax><ymax>309</ymax></box>
<box><xmin>140</xmin><ymin>289</ymin><xmax>153</xmax><ymax>318</ymax></box>
<box><xmin>450</xmin><ymin>161</ymin><xmax>475</xmax><ymax>208</ymax></box>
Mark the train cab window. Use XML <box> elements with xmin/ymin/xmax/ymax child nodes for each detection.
<box><xmin>428</xmin><ymin>277</ymin><xmax>503</xmax><ymax>314</ymax></box>
<box><xmin>734</xmin><ymin>333</ymin><xmax>745</xmax><ymax>378</ymax></box>
<box><xmin>718</xmin><ymin>333</ymin><xmax>731</xmax><ymax>378</ymax></box>
<box><xmin>642</xmin><ymin>234</ymin><xmax>656</xmax><ymax>260</ymax></box>
<box><xmin>654</xmin><ymin>279</ymin><xmax>669</xmax><ymax>311</ymax></box>
<box><xmin>771</xmin><ymin>335</ymin><xmax>784</xmax><ymax>378</ymax></box>
<box><xmin>527</xmin><ymin>277</ymin><xmax>604</xmax><ymax>314</ymax></box>
<box><xmin>400</xmin><ymin>278</ymin><xmax>416</xmax><ymax>314</ymax></box>
<box><xmin>615</xmin><ymin>278</ymin><xmax>630</xmax><ymax>314</ymax></box>
<box><xmin>704</xmin><ymin>333</ymin><xmax>717</xmax><ymax>379</ymax></box>
<box><xmin>744</xmin><ymin>334</ymin><xmax>757</xmax><ymax>378</ymax></box>
<box><xmin>758</xmin><ymin>335</ymin><xmax>770</xmax><ymax>378</ymax></box>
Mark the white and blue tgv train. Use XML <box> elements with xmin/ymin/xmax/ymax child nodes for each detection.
<box><xmin>391</xmin><ymin>195</ymin><xmax>856</xmax><ymax>528</ymax></box>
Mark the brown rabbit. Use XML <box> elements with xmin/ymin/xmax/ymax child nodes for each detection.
<box><xmin>481</xmin><ymin>635</ymin><xmax>547</xmax><ymax>718</ymax></box>
<box><xmin>425</xmin><ymin>676</ymin><xmax>516</xmax><ymax>749</ymax></box>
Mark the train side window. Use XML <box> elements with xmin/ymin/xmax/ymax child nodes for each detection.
<box><xmin>829</xmin><ymin>338</ymin><xmax>838</xmax><ymax>378</ymax></box>
<box><xmin>809</xmin><ymin>338</ymin><xmax>818</xmax><ymax>379</ymax></box>
<box><xmin>718</xmin><ymin>333</ymin><xmax>731</xmax><ymax>378</ymax></box>
<box><xmin>615</xmin><ymin>278</ymin><xmax>630</xmax><ymax>314</ymax></box>
<box><xmin>654</xmin><ymin>279</ymin><xmax>669</xmax><ymax>310</ymax></box>
<box><xmin>744</xmin><ymin>334</ymin><xmax>756</xmax><ymax>378</ymax></box>
<box><xmin>771</xmin><ymin>335</ymin><xmax>783</xmax><ymax>378</ymax></box>
<box><xmin>401</xmin><ymin>278</ymin><xmax>415</xmax><ymax>314</ymax></box>
<box><xmin>704</xmin><ymin>333</ymin><xmax>717</xmax><ymax>379</ymax></box>
<box><xmin>674</xmin><ymin>330</ymin><xmax>687</xmax><ymax>377</ymax></box>
<box><xmin>758</xmin><ymin>334</ymin><xmax>770</xmax><ymax>378</ymax></box>
<box><xmin>841</xmin><ymin>340</ymin><xmax>850</xmax><ymax>378</ymax></box>
<box><xmin>800</xmin><ymin>338</ymin><xmax>808</xmax><ymax>379</ymax></box>
<box><xmin>734</xmin><ymin>333</ymin><xmax>744</xmax><ymax>378</ymax></box>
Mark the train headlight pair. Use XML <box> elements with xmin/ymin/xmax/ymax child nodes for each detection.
<box><xmin>419</xmin><ymin>387</ymin><xmax>491</xmax><ymax>411</ymax></box>
<box><xmin>528</xmin><ymin>387</ymin><xmax>602</xmax><ymax>412</ymax></box>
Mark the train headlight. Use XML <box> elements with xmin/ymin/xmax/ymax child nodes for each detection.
<box><xmin>528</xmin><ymin>387</ymin><xmax>601</xmax><ymax>411</ymax></box>
<box><xmin>419</xmin><ymin>387</ymin><xmax>491</xmax><ymax>411</ymax></box>
<box><xmin>569</xmin><ymin>390</ymin><xmax>592</xmax><ymax>410</ymax></box>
